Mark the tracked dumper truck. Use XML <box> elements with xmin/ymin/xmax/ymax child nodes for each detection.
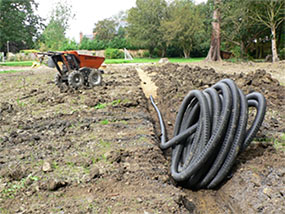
<box><xmin>38</xmin><ymin>51</ymin><xmax>105</xmax><ymax>89</ymax></box>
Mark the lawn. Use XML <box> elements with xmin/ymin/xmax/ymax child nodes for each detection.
<box><xmin>0</xmin><ymin>61</ymin><xmax>34</xmax><ymax>67</ymax></box>
<box><xmin>0</xmin><ymin>58</ymin><xmax>205</xmax><ymax>70</ymax></box>
<box><xmin>0</xmin><ymin>70</ymin><xmax>25</xmax><ymax>74</ymax></box>
<box><xmin>105</xmin><ymin>57</ymin><xmax>205</xmax><ymax>64</ymax></box>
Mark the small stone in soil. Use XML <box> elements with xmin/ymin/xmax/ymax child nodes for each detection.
<box><xmin>89</xmin><ymin>167</ymin><xmax>100</xmax><ymax>179</ymax></box>
<box><xmin>42</xmin><ymin>161</ymin><xmax>52</xmax><ymax>172</ymax></box>
<box><xmin>47</xmin><ymin>179</ymin><xmax>68</xmax><ymax>191</ymax></box>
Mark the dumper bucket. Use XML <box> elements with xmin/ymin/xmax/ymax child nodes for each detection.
<box><xmin>64</xmin><ymin>51</ymin><xmax>105</xmax><ymax>69</ymax></box>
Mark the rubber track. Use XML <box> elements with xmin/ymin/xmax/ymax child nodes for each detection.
<box><xmin>150</xmin><ymin>79</ymin><xmax>266</xmax><ymax>189</ymax></box>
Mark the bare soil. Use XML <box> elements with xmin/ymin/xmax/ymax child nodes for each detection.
<box><xmin>0</xmin><ymin>61</ymin><xmax>284</xmax><ymax>214</ymax></box>
<box><xmin>143</xmin><ymin>61</ymin><xmax>285</xmax><ymax>214</ymax></box>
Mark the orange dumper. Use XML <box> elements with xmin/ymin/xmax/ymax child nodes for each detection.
<box><xmin>38</xmin><ymin>51</ymin><xmax>105</xmax><ymax>89</ymax></box>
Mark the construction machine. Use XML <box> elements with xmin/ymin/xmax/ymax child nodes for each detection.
<box><xmin>38</xmin><ymin>51</ymin><xmax>105</xmax><ymax>89</ymax></box>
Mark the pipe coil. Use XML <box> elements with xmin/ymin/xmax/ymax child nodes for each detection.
<box><xmin>150</xmin><ymin>79</ymin><xmax>266</xmax><ymax>189</ymax></box>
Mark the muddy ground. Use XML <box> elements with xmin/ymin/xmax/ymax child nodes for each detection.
<box><xmin>0</xmin><ymin>61</ymin><xmax>284</xmax><ymax>213</ymax></box>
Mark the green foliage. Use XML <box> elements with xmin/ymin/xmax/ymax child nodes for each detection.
<box><xmin>143</xmin><ymin>50</ymin><xmax>150</xmax><ymax>58</ymax></box>
<box><xmin>16</xmin><ymin>98</ymin><xmax>26</xmax><ymax>107</ymax></box>
<box><xmin>93</xmin><ymin>18</ymin><xmax>117</xmax><ymax>41</ymax></box>
<box><xmin>249</xmin><ymin>0</ymin><xmax>284</xmax><ymax>61</ymax></box>
<box><xmin>127</xmin><ymin>0</ymin><xmax>168</xmax><ymax>56</ymax></box>
<box><xmin>60</xmin><ymin>39</ymin><xmax>79</xmax><ymax>51</ymax></box>
<box><xmin>99</xmin><ymin>140</ymin><xmax>111</xmax><ymax>149</ymax></box>
<box><xmin>79</xmin><ymin>36</ymin><xmax>137</xmax><ymax>50</ymax></box>
<box><xmin>279</xmin><ymin>48</ymin><xmax>285</xmax><ymax>60</ymax></box>
<box><xmin>79</xmin><ymin>37</ymin><xmax>106</xmax><ymax>50</ymax></box>
<box><xmin>0</xmin><ymin>70</ymin><xmax>23</xmax><ymax>74</ymax></box>
<box><xmin>1</xmin><ymin>180</ymin><xmax>25</xmax><ymax>199</ymax></box>
<box><xmin>40</xmin><ymin>1</ymin><xmax>75</xmax><ymax>51</ymax></box>
<box><xmin>231</xmin><ymin>46</ymin><xmax>242</xmax><ymax>59</ymax></box>
<box><xmin>104</xmin><ymin>57</ymin><xmax>204</xmax><ymax>64</ymax></box>
<box><xmin>0</xmin><ymin>174</ymin><xmax>39</xmax><ymax>199</ymax></box>
<box><xmin>0</xmin><ymin>61</ymin><xmax>33</xmax><ymax>66</ymax></box>
<box><xmin>126</xmin><ymin>0</ymin><xmax>209</xmax><ymax>57</ymax></box>
<box><xmin>105</xmin><ymin>48</ymin><xmax>124</xmax><ymax>59</ymax></box>
<box><xmin>94</xmin><ymin>103</ymin><xmax>107</xmax><ymax>109</ymax></box>
<box><xmin>79</xmin><ymin>10</ymin><xmax>141</xmax><ymax>50</ymax></box>
<box><xmin>100</xmin><ymin>119</ymin><xmax>109</xmax><ymax>125</ymax></box>
<box><xmin>220</xmin><ymin>0</ymin><xmax>263</xmax><ymax>58</ymax></box>
<box><xmin>160</xmin><ymin>0</ymin><xmax>205</xmax><ymax>58</ymax></box>
<box><xmin>108</xmin><ymin>37</ymin><xmax>128</xmax><ymax>49</ymax></box>
<box><xmin>274</xmin><ymin>134</ymin><xmax>285</xmax><ymax>152</ymax></box>
<box><xmin>220</xmin><ymin>0</ymin><xmax>284</xmax><ymax>60</ymax></box>
<box><xmin>111</xmin><ymin>99</ymin><xmax>121</xmax><ymax>106</ymax></box>
<box><xmin>20</xmin><ymin>49</ymin><xmax>40</xmax><ymax>54</ymax></box>
<box><xmin>0</xmin><ymin>0</ymin><xmax>43</xmax><ymax>52</ymax></box>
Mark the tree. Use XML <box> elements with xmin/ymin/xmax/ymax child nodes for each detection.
<box><xmin>40</xmin><ymin>1</ymin><xmax>75</xmax><ymax>51</ymax></box>
<box><xmin>220</xmin><ymin>0</ymin><xmax>262</xmax><ymax>58</ymax></box>
<box><xmin>127</xmin><ymin>0</ymin><xmax>168</xmax><ymax>56</ymax></box>
<box><xmin>112</xmin><ymin>11</ymin><xmax>128</xmax><ymax>38</ymax></box>
<box><xmin>249</xmin><ymin>0</ymin><xmax>285</xmax><ymax>62</ymax></box>
<box><xmin>221</xmin><ymin>0</ymin><xmax>248</xmax><ymax>57</ymax></box>
<box><xmin>161</xmin><ymin>0</ymin><xmax>204</xmax><ymax>58</ymax></box>
<box><xmin>206</xmin><ymin>0</ymin><xmax>222</xmax><ymax>61</ymax></box>
<box><xmin>93</xmin><ymin>18</ymin><xmax>117</xmax><ymax>41</ymax></box>
<box><xmin>0</xmin><ymin>0</ymin><xmax>43</xmax><ymax>52</ymax></box>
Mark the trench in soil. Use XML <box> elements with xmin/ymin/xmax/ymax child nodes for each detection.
<box><xmin>136</xmin><ymin>67</ymin><xmax>239</xmax><ymax>213</ymax></box>
<box><xmin>136</xmin><ymin>63</ymin><xmax>285</xmax><ymax>214</ymax></box>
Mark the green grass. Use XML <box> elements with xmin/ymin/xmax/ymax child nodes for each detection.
<box><xmin>105</xmin><ymin>58</ymin><xmax>158</xmax><ymax>64</ymax></box>
<box><xmin>169</xmin><ymin>57</ymin><xmax>205</xmax><ymax>63</ymax></box>
<box><xmin>100</xmin><ymin>119</ymin><xmax>109</xmax><ymax>125</ymax></box>
<box><xmin>111</xmin><ymin>99</ymin><xmax>121</xmax><ymax>106</ymax></box>
<box><xmin>0</xmin><ymin>61</ymin><xmax>34</xmax><ymax>67</ymax></box>
<box><xmin>0</xmin><ymin>70</ymin><xmax>25</xmax><ymax>74</ymax></box>
<box><xmin>274</xmin><ymin>134</ymin><xmax>285</xmax><ymax>152</ymax></box>
<box><xmin>105</xmin><ymin>57</ymin><xmax>204</xmax><ymax>64</ymax></box>
<box><xmin>0</xmin><ymin>174</ymin><xmax>38</xmax><ymax>199</ymax></box>
<box><xmin>94</xmin><ymin>103</ymin><xmax>107</xmax><ymax>109</ymax></box>
<box><xmin>0</xmin><ymin>58</ymin><xmax>203</xmax><ymax>68</ymax></box>
<box><xmin>94</xmin><ymin>99</ymin><xmax>123</xmax><ymax>110</ymax></box>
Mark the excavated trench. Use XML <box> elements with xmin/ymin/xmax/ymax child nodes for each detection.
<box><xmin>137</xmin><ymin>63</ymin><xmax>285</xmax><ymax>214</ymax></box>
<box><xmin>137</xmin><ymin>66</ymin><xmax>240</xmax><ymax>213</ymax></box>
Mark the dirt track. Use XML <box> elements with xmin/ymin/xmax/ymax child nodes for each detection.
<box><xmin>0</xmin><ymin>62</ymin><xmax>284</xmax><ymax>213</ymax></box>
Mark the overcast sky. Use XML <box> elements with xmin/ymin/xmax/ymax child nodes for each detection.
<box><xmin>36</xmin><ymin>0</ymin><xmax>207</xmax><ymax>42</ymax></box>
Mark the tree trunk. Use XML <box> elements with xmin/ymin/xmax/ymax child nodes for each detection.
<box><xmin>183</xmin><ymin>49</ymin><xmax>190</xmax><ymax>58</ymax></box>
<box><xmin>271</xmin><ymin>26</ymin><xmax>279</xmax><ymax>62</ymax></box>
<box><xmin>205</xmin><ymin>0</ymin><xmax>222</xmax><ymax>61</ymax></box>
<box><xmin>241</xmin><ymin>41</ymin><xmax>245</xmax><ymax>58</ymax></box>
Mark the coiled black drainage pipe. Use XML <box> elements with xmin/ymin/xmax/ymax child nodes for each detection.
<box><xmin>150</xmin><ymin>79</ymin><xmax>266</xmax><ymax>189</ymax></box>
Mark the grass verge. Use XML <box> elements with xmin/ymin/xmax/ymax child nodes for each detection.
<box><xmin>105</xmin><ymin>57</ymin><xmax>204</xmax><ymax>64</ymax></box>
<box><xmin>0</xmin><ymin>61</ymin><xmax>34</xmax><ymax>67</ymax></box>
<box><xmin>0</xmin><ymin>58</ymin><xmax>204</xmax><ymax>67</ymax></box>
<box><xmin>0</xmin><ymin>70</ymin><xmax>25</xmax><ymax>74</ymax></box>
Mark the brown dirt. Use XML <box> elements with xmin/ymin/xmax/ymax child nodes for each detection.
<box><xmin>0</xmin><ymin>66</ymin><xmax>189</xmax><ymax>213</ymax></box>
<box><xmin>0</xmin><ymin>61</ymin><xmax>284</xmax><ymax>214</ymax></box>
<box><xmin>136</xmin><ymin>68</ymin><xmax>158</xmax><ymax>99</ymax></box>
<box><xmin>143</xmin><ymin>61</ymin><xmax>285</xmax><ymax>213</ymax></box>
<box><xmin>189</xmin><ymin>60</ymin><xmax>285</xmax><ymax>85</ymax></box>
